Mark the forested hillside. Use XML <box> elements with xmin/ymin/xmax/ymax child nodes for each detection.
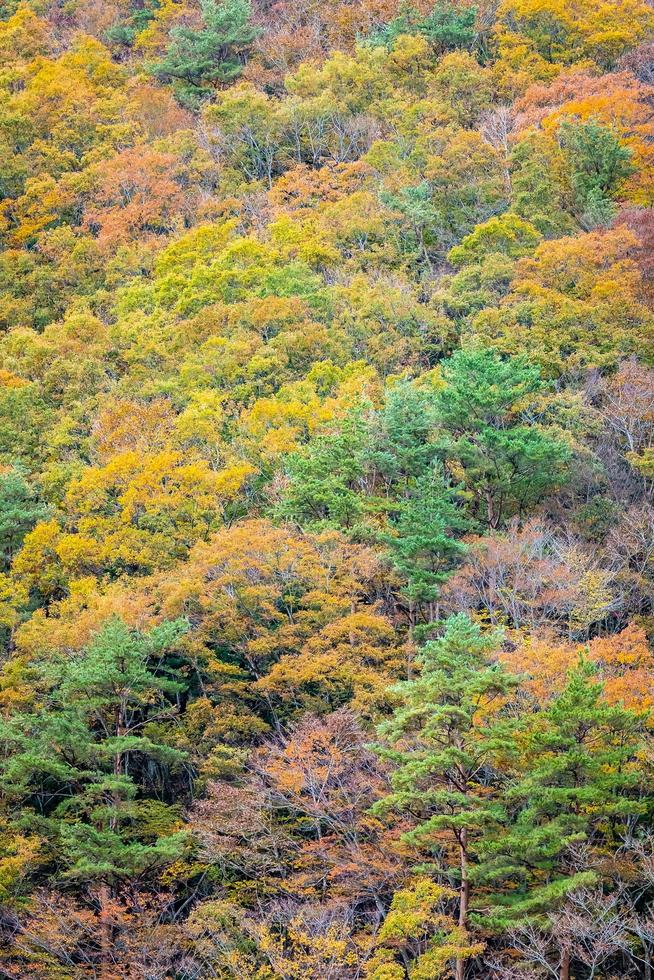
<box><xmin>1</xmin><ymin>0</ymin><xmax>654</xmax><ymax>976</ymax></box>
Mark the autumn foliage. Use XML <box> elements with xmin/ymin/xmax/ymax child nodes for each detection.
<box><xmin>0</xmin><ymin>0</ymin><xmax>653</xmax><ymax>977</ymax></box>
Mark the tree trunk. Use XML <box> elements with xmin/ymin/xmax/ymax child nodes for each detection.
<box><xmin>560</xmin><ymin>948</ymin><xmax>570</xmax><ymax>980</ymax></box>
<box><xmin>98</xmin><ymin>883</ymin><xmax>115</xmax><ymax>980</ymax></box>
<box><xmin>455</xmin><ymin>828</ymin><xmax>470</xmax><ymax>980</ymax></box>
<box><xmin>458</xmin><ymin>827</ymin><xmax>469</xmax><ymax>928</ymax></box>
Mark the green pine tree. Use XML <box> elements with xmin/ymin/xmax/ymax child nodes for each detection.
<box><xmin>0</xmin><ymin>617</ymin><xmax>190</xmax><ymax>890</ymax></box>
<box><xmin>151</xmin><ymin>0</ymin><xmax>260</xmax><ymax>106</ymax></box>
<box><xmin>372</xmin><ymin>614</ymin><xmax>518</xmax><ymax>980</ymax></box>
<box><xmin>279</xmin><ymin>382</ymin><xmax>444</xmax><ymax>534</ymax></box>
<box><xmin>436</xmin><ymin>348</ymin><xmax>571</xmax><ymax>527</ymax></box>
<box><xmin>371</xmin><ymin>380</ymin><xmax>441</xmax><ymax>483</ymax></box>
<box><xmin>0</xmin><ymin>467</ymin><xmax>49</xmax><ymax>571</ymax></box>
<box><xmin>278</xmin><ymin>407</ymin><xmax>370</xmax><ymax>530</ymax></box>
<box><xmin>384</xmin><ymin>465</ymin><xmax>470</xmax><ymax>622</ymax></box>
<box><xmin>363</xmin><ymin>2</ymin><xmax>477</xmax><ymax>55</ymax></box>
<box><xmin>479</xmin><ymin>660</ymin><xmax>648</xmax><ymax>931</ymax></box>
<box><xmin>559</xmin><ymin>119</ymin><xmax>634</xmax><ymax>228</ymax></box>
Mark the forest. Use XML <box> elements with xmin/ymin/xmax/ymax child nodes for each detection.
<box><xmin>0</xmin><ymin>0</ymin><xmax>654</xmax><ymax>976</ymax></box>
